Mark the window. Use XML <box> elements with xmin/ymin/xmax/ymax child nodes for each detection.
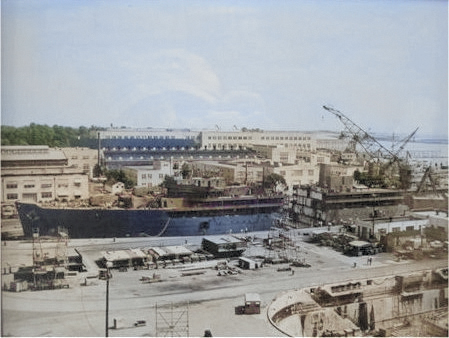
<box><xmin>406</xmin><ymin>226</ymin><xmax>414</xmax><ymax>232</ymax></box>
<box><xmin>159</xmin><ymin>174</ymin><xmax>164</xmax><ymax>179</ymax></box>
<box><xmin>392</xmin><ymin>227</ymin><xmax>400</xmax><ymax>232</ymax></box>
<box><xmin>41</xmin><ymin>183</ymin><xmax>52</xmax><ymax>188</ymax></box>
<box><xmin>7</xmin><ymin>193</ymin><xmax>18</xmax><ymax>200</ymax></box>
<box><xmin>6</xmin><ymin>183</ymin><xmax>18</xmax><ymax>189</ymax></box>
<box><xmin>24</xmin><ymin>184</ymin><xmax>35</xmax><ymax>189</ymax></box>
<box><xmin>41</xmin><ymin>192</ymin><xmax>52</xmax><ymax>198</ymax></box>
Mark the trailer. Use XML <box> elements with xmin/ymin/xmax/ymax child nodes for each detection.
<box><xmin>235</xmin><ymin>293</ymin><xmax>261</xmax><ymax>315</ymax></box>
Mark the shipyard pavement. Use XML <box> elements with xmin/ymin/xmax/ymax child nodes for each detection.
<box><xmin>2</xmin><ymin>230</ymin><xmax>448</xmax><ymax>337</ymax></box>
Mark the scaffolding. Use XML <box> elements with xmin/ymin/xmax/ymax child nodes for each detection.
<box><xmin>155</xmin><ymin>301</ymin><xmax>190</xmax><ymax>337</ymax></box>
<box><xmin>31</xmin><ymin>227</ymin><xmax>69</xmax><ymax>290</ymax></box>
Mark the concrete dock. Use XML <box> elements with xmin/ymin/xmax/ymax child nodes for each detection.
<box><xmin>1</xmin><ymin>229</ymin><xmax>447</xmax><ymax>337</ymax></box>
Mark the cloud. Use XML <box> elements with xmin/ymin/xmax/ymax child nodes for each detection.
<box><xmin>1</xmin><ymin>0</ymin><xmax>447</xmax><ymax>138</ymax></box>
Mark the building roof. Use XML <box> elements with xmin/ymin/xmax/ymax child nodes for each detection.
<box><xmin>102</xmin><ymin>249</ymin><xmax>147</xmax><ymax>262</ymax></box>
<box><xmin>149</xmin><ymin>246</ymin><xmax>193</xmax><ymax>257</ymax></box>
<box><xmin>1</xmin><ymin>146</ymin><xmax>67</xmax><ymax>162</ymax></box>
<box><xmin>349</xmin><ymin>240</ymin><xmax>371</xmax><ymax>247</ymax></box>
<box><xmin>203</xmin><ymin>236</ymin><xmax>243</xmax><ymax>245</ymax></box>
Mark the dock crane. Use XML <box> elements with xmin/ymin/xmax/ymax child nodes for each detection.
<box><xmin>323</xmin><ymin>105</ymin><xmax>418</xmax><ymax>189</ymax></box>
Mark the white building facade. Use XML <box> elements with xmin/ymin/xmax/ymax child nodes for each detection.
<box><xmin>123</xmin><ymin>161</ymin><xmax>172</xmax><ymax>187</ymax></box>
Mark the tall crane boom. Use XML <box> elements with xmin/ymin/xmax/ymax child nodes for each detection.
<box><xmin>323</xmin><ymin>105</ymin><xmax>401</xmax><ymax>162</ymax></box>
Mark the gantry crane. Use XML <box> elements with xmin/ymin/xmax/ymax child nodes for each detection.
<box><xmin>323</xmin><ymin>105</ymin><xmax>417</xmax><ymax>162</ymax></box>
<box><xmin>323</xmin><ymin>105</ymin><xmax>418</xmax><ymax>189</ymax></box>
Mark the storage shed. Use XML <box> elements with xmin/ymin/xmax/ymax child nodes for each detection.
<box><xmin>238</xmin><ymin>257</ymin><xmax>258</xmax><ymax>270</ymax></box>
<box><xmin>102</xmin><ymin>248</ymin><xmax>148</xmax><ymax>269</ymax></box>
<box><xmin>201</xmin><ymin>236</ymin><xmax>246</xmax><ymax>258</ymax></box>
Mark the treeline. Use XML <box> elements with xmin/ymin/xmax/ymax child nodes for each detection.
<box><xmin>1</xmin><ymin>123</ymin><xmax>105</xmax><ymax>147</ymax></box>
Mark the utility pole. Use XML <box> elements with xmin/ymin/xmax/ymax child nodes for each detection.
<box><xmin>105</xmin><ymin>274</ymin><xmax>109</xmax><ymax>337</ymax></box>
<box><xmin>371</xmin><ymin>194</ymin><xmax>377</xmax><ymax>240</ymax></box>
<box><xmin>105</xmin><ymin>262</ymin><xmax>112</xmax><ymax>337</ymax></box>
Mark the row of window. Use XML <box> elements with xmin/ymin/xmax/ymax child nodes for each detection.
<box><xmin>5</xmin><ymin>182</ymin><xmax>81</xmax><ymax>189</ymax></box>
<box><xmin>279</xmin><ymin>170</ymin><xmax>314</xmax><ymax>176</ymax></box>
<box><xmin>71</xmin><ymin>164</ymin><xmax>91</xmax><ymax>170</ymax></box>
<box><xmin>108</xmin><ymin>135</ymin><xmax>195</xmax><ymax>140</ymax></box>
<box><xmin>6</xmin><ymin>192</ymin><xmax>52</xmax><ymax>200</ymax></box>
<box><xmin>209</xmin><ymin>143</ymin><xmax>311</xmax><ymax>148</ymax></box>
<box><xmin>141</xmin><ymin>173</ymin><xmax>165</xmax><ymax>179</ymax></box>
<box><xmin>260</xmin><ymin>136</ymin><xmax>311</xmax><ymax>141</ymax></box>
<box><xmin>71</xmin><ymin>155</ymin><xmax>95</xmax><ymax>160</ymax></box>
<box><xmin>208</xmin><ymin>136</ymin><xmax>253</xmax><ymax>140</ymax></box>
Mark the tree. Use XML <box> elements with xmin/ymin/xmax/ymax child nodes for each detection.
<box><xmin>181</xmin><ymin>163</ymin><xmax>191</xmax><ymax>179</ymax></box>
<box><xmin>264</xmin><ymin>173</ymin><xmax>286</xmax><ymax>192</ymax></box>
<box><xmin>105</xmin><ymin>169</ymin><xmax>135</xmax><ymax>189</ymax></box>
<box><xmin>93</xmin><ymin>164</ymin><xmax>103</xmax><ymax>177</ymax></box>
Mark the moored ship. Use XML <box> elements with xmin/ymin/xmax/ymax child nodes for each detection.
<box><xmin>16</xmin><ymin>193</ymin><xmax>284</xmax><ymax>239</ymax></box>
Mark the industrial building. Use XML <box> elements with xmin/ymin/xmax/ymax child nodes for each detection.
<box><xmin>201</xmin><ymin>236</ymin><xmax>247</xmax><ymax>258</ymax></box>
<box><xmin>191</xmin><ymin>160</ymin><xmax>271</xmax><ymax>186</ymax></box>
<box><xmin>98</xmin><ymin>128</ymin><xmax>200</xmax><ymax>150</ymax></box>
<box><xmin>1</xmin><ymin>145</ymin><xmax>89</xmax><ymax>203</ymax></box>
<box><xmin>148</xmin><ymin>246</ymin><xmax>195</xmax><ymax>265</ymax></box>
<box><xmin>61</xmin><ymin>147</ymin><xmax>98</xmax><ymax>178</ymax></box>
<box><xmin>200</xmin><ymin>130</ymin><xmax>317</xmax><ymax>151</ymax></box>
<box><xmin>100</xmin><ymin>249</ymin><xmax>148</xmax><ymax>269</ymax></box>
<box><xmin>290</xmin><ymin>184</ymin><xmax>408</xmax><ymax>228</ymax></box>
<box><xmin>122</xmin><ymin>161</ymin><xmax>173</xmax><ymax>187</ymax></box>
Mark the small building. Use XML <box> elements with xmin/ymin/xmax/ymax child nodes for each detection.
<box><xmin>345</xmin><ymin>241</ymin><xmax>375</xmax><ymax>256</ymax></box>
<box><xmin>123</xmin><ymin>161</ymin><xmax>172</xmax><ymax>187</ymax></box>
<box><xmin>201</xmin><ymin>236</ymin><xmax>246</xmax><ymax>258</ymax></box>
<box><xmin>106</xmin><ymin>182</ymin><xmax>125</xmax><ymax>195</ymax></box>
<box><xmin>238</xmin><ymin>257</ymin><xmax>259</xmax><ymax>270</ymax></box>
<box><xmin>148</xmin><ymin>246</ymin><xmax>193</xmax><ymax>263</ymax></box>
<box><xmin>101</xmin><ymin>249</ymin><xmax>148</xmax><ymax>269</ymax></box>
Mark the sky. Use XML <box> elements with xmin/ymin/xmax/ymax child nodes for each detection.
<box><xmin>2</xmin><ymin>0</ymin><xmax>448</xmax><ymax>138</ymax></box>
